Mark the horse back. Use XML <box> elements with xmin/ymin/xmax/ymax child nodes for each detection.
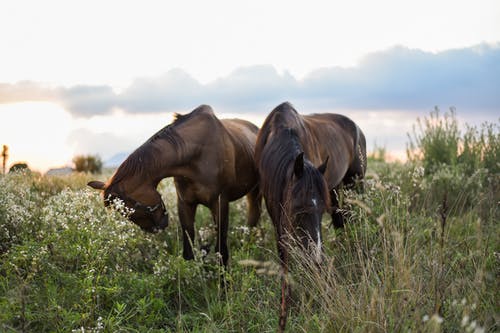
<box><xmin>304</xmin><ymin>113</ymin><xmax>366</xmax><ymax>188</ymax></box>
<box><xmin>256</xmin><ymin>102</ymin><xmax>366</xmax><ymax>190</ymax></box>
<box><xmin>173</xmin><ymin>108</ymin><xmax>259</xmax><ymax>204</ymax></box>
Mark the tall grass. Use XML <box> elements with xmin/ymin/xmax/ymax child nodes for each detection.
<box><xmin>0</xmin><ymin>110</ymin><xmax>498</xmax><ymax>332</ymax></box>
<box><xmin>291</xmin><ymin>164</ymin><xmax>497</xmax><ymax>332</ymax></box>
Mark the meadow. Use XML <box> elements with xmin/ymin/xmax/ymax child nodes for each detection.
<box><xmin>0</xmin><ymin>109</ymin><xmax>498</xmax><ymax>332</ymax></box>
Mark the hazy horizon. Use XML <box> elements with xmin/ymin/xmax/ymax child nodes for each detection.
<box><xmin>2</xmin><ymin>101</ymin><xmax>497</xmax><ymax>174</ymax></box>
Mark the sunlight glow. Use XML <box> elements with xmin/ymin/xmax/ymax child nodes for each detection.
<box><xmin>0</xmin><ymin>102</ymin><xmax>75</xmax><ymax>173</ymax></box>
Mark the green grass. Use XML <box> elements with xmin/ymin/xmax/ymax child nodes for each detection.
<box><xmin>1</xmin><ymin>112</ymin><xmax>498</xmax><ymax>332</ymax></box>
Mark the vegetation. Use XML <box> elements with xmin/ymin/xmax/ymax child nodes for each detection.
<box><xmin>73</xmin><ymin>155</ymin><xmax>103</xmax><ymax>174</ymax></box>
<box><xmin>0</xmin><ymin>111</ymin><xmax>498</xmax><ymax>332</ymax></box>
<box><xmin>8</xmin><ymin>163</ymin><xmax>30</xmax><ymax>174</ymax></box>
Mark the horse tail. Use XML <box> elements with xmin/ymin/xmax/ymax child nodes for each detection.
<box><xmin>355</xmin><ymin>124</ymin><xmax>367</xmax><ymax>175</ymax></box>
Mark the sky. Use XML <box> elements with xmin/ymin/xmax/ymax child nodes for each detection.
<box><xmin>1</xmin><ymin>0</ymin><xmax>499</xmax><ymax>172</ymax></box>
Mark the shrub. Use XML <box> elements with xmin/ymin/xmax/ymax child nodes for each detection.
<box><xmin>368</xmin><ymin>143</ymin><xmax>387</xmax><ymax>163</ymax></box>
<box><xmin>73</xmin><ymin>155</ymin><xmax>103</xmax><ymax>174</ymax></box>
<box><xmin>407</xmin><ymin>107</ymin><xmax>499</xmax><ymax>215</ymax></box>
<box><xmin>407</xmin><ymin>107</ymin><xmax>460</xmax><ymax>175</ymax></box>
<box><xmin>9</xmin><ymin>163</ymin><xmax>30</xmax><ymax>173</ymax></box>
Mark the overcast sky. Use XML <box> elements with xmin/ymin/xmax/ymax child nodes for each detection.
<box><xmin>1</xmin><ymin>0</ymin><xmax>499</xmax><ymax>172</ymax></box>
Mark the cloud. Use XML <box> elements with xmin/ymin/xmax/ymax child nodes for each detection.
<box><xmin>120</xmin><ymin>69</ymin><xmax>203</xmax><ymax>112</ymax></box>
<box><xmin>67</xmin><ymin>128</ymin><xmax>138</xmax><ymax>159</ymax></box>
<box><xmin>207</xmin><ymin>65</ymin><xmax>299</xmax><ymax>111</ymax></box>
<box><xmin>59</xmin><ymin>85</ymin><xmax>117</xmax><ymax>116</ymax></box>
<box><xmin>0</xmin><ymin>81</ymin><xmax>58</xmax><ymax>104</ymax></box>
<box><xmin>302</xmin><ymin>44</ymin><xmax>500</xmax><ymax>111</ymax></box>
<box><xmin>1</xmin><ymin>43</ymin><xmax>499</xmax><ymax>116</ymax></box>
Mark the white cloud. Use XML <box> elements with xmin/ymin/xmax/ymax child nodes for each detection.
<box><xmin>3</xmin><ymin>44</ymin><xmax>498</xmax><ymax>117</ymax></box>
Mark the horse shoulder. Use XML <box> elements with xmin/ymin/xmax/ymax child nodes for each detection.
<box><xmin>303</xmin><ymin>114</ymin><xmax>357</xmax><ymax>187</ymax></box>
<box><xmin>219</xmin><ymin>119</ymin><xmax>260</xmax><ymax>197</ymax></box>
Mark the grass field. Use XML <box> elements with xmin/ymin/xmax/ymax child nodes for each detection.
<box><xmin>1</xmin><ymin>110</ymin><xmax>498</xmax><ymax>332</ymax></box>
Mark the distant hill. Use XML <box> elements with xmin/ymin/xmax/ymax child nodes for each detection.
<box><xmin>104</xmin><ymin>152</ymin><xmax>129</xmax><ymax>168</ymax></box>
<box><xmin>46</xmin><ymin>167</ymin><xmax>73</xmax><ymax>176</ymax></box>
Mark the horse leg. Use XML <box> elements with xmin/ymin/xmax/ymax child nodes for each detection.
<box><xmin>277</xmin><ymin>236</ymin><xmax>290</xmax><ymax>333</ymax></box>
<box><xmin>211</xmin><ymin>195</ymin><xmax>230</xmax><ymax>266</ymax></box>
<box><xmin>330</xmin><ymin>187</ymin><xmax>345</xmax><ymax>228</ymax></box>
<box><xmin>177</xmin><ymin>198</ymin><xmax>197</xmax><ymax>260</ymax></box>
<box><xmin>246</xmin><ymin>186</ymin><xmax>262</xmax><ymax>228</ymax></box>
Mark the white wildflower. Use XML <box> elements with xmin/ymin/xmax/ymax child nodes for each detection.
<box><xmin>431</xmin><ymin>314</ymin><xmax>443</xmax><ymax>324</ymax></box>
<box><xmin>473</xmin><ymin>326</ymin><xmax>485</xmax><ymax>333</ymax></box>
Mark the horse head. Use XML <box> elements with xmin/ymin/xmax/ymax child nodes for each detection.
<box><xmin>88</xmin><ymin>180</ymin><xmax>169</xmax><ymax>233</ymax></box>
<box><xmin>285</xmin><ymin>152</ymin><xmax>329</xmax><ymax>263</ymax></box>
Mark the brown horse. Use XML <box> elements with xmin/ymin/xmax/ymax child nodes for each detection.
<box><xmin>254</xmin><ymin>101</ymin><xmax>366</xmax><ymax>332</ymax></box>
<box><xmin>88</xmin><ymin>105</ymin><xmax>261</xmax><ymax>266</ymax></box>
<box><xmin>257</xmin><ymin>102</ymin><xmax>367</xmax><ymax>229</ymax></box>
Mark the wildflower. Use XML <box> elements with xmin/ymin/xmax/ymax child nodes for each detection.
<box><xmin>430</xmin><ymin>314</ymin><xmax>443</xmax><ymax>324</ymax></box>
<box><xmin>461</xmin><ymin>315</ymin><xmax>470</xmax><ymax>327</ymax></box>
<box><xmin>473</xmin><ymin>326</ymin><xmax>485</xmax><ymax>333</ymax></box>
<box><xmin>238</xmin><ymin>225</ymin><xmax>250</xmax><ymax>235</ymax></box>
<box><xmin>422</xmin><ymin>315</ymin><xmax>429</xmax><ymax>322</ymax></box>
<box><xmin>96</xmin><ymin>316</ymin><xmax>104</xmax><ymax>331</ymax></box>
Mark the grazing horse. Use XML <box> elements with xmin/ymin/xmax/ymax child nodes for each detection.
<box><xmin>257</xmin><ymin>102</ymin><xmax>367</xmax><ymax>228</ymax></box>
<box><xmin>254</xmin><ymin>101</ymin><xmax>366</xmax><ymax>332</ymax></box>
<box><xmin>88</xmin><ymin>105</ymin><xmax>261</xmax><ymax>266</ymax></box>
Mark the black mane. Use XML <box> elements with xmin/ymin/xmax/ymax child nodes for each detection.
<box><xmin>259</xmin><ymin>128</ymin><xmax>327</xmax><ymax>218</ymax></box>
<box><xmin>259</xmin><ymin>128</ymin><xmax>301</xmax><ymax>203</ymax></box>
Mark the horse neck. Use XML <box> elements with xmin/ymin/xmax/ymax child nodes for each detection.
<box><xmin>110</xmin><ymin>140</ymin><xmax>180</xmax><ymax>192</ymax></box>
<box><xmin>142</xmin><ymin>138</ymin><xmax>195</xmax><ymax>180</ymax></box>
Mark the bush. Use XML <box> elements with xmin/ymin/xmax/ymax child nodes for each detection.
<box><xmin>407</xmin><ymin>107</ymin><xmax>499</xmax><ymax>215</ymax></box>
<box><xmin>407</xmin><ymin>107</ymin><xmax>460</xmax><ymax>175</ymax></box>
<box><xmin>9</xmin><ymin>163</ymin><xmax>30</xmax><ymax>173</ymax></box>
<box><xmin>368</xmin><ymin>143</ymin><xmax>387</xmax><ymax>163</ymax></box>
<box><xmin>73</xmin><ymin>155</ymin><xmax>103</xmax><ymax>174</ymax></box>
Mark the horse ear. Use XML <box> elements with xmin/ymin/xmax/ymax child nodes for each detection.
<box><xmin>318</xmin><ymin>156</ymin><xmax>329</xmax><ymax>175</ymax></box>
<box><xmin>87</xmin><ymin>180</ymin><xmax>106</xmax><ymax>191</ymax></box>
<box><xmin>294</xmin><ymin>152</ymin><xmax>305</xmax><ymax>178</ymax></box>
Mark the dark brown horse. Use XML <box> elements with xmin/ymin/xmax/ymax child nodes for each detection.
<box><xmin>88</xmin><ymin>105</ymin><xmax>261</xmax><ymax>266</ymax></box>
<box><xmin>257</xmin><ymin>102</ymin><xmax>367</xmax><ymax>228</ymax></box>
<box><xmin>254</xmin><ymin>101</ymin><xmax>366</xmax><ymax>332</ymax></box>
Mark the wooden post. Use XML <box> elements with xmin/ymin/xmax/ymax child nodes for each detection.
<box><xmin>2</xmin><ymin>145</ymin><xmax>8</xmax><ymax>174</ymax></box>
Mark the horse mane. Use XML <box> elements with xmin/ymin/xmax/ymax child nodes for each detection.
<box><xmin>259</xmin><ymin>128</ymin><xmax>328</xmax><ymax>216</ymax></box>
<box><xmin>259</xmin><ymin>128</ymin><xmax>301</xmax><ymax>205</ymax></box>
<box><xmin>108</xmin><ymin>105</ymin><xmax>214</xmax><ymax>187</ymax></box>
<box><xmin>255</xmin><ymin>102</ymin><xmax>308</xmax><ymax>164</ymax></box>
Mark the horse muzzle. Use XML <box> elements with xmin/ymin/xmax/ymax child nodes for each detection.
<box><xmin>153</xmin><ymin>212</ymin><xmax>169</xmax><ymax>232</ymax></box>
